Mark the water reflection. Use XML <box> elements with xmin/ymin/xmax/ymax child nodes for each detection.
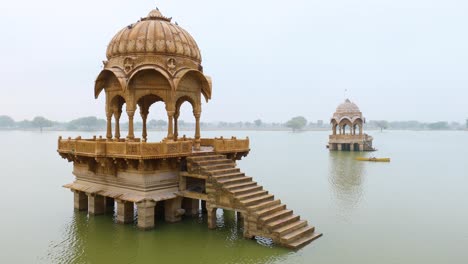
<box><xmin>328</xmin><ymin>151</ymin><xmax>366</xmax><ymax>218</ymax></box>
<box><xmin>42</xmin><ymin>210</ymin><xmax>289</xmax><ymax>264</ymax></box>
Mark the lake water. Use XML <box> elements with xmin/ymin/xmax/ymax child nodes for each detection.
<box><xmin>0</xmin><ymin>130</ymin><xmax>467</xmax><ymax>263</ymax></box>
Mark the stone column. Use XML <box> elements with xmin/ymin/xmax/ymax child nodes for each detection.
<box><xmin>140</xmin><ymin>109</ymin><xmax>148</xmax><ymax>142</ymax></box>
<box><xmin>105</xmin><ymin>197</ymin><xmax>114</xmax><ymax>213</ymax></box>
<box><xmin>207</xmin><ymin>206</ymin><xmax>217</xmax><ymax>229</ymax></box>
<box><xmin>165</xmin><ymin>197</ymin><xmax>184</xmax><ymax>223</ymax></box>
<box><xmin>106</xmin><ymin>112</ymin><xmax>113</xmax><ymax>140</ymax></box>
<box><xmin>116</xmin><ymin>200</ymin><xmax>134</xmax><ymax>224</ymax></box>
<box><xmin>166</xmin><ymin>111</ymin><xmax>175</xmax><ymax>141</ymax></box>
<box><xmin>127</xmin><ymin>110</ymin><xmax>135</xmax><ymax>140</ymax></box>
<box><xmin>87</xmin><ymin>193</ymin><xmax>105</xmax><ymax>215</ymax></box>
<box><xmin>173</xmin><ymin>112</ymin><xmax>179</xmax><ymax>141</ymax></box>
<box><xmin>137</xmin><ymin>200</ymin><xmax>156</xmax><ymax>230</ymax></box>
<box><xmin>350</xmin><ymin>144</ymin><xmax>355</xmax><ymax>151</ymax></box>
<box><xmin>337</xmin><ymin>144</ymin><xmax>343</xmax><ymax>151</ymax></box>
<box><xmin>73</xmin><ymin>190</ymin><xmax>88</xmax><ymax>211</ymax></box>
<box><xmin>114</xmin><ymin>109</ymin><xmax>121</xmax><ymax>140</ymax></box>
<box><xmin>194</xmin><ymin>111</ymin><xmax>201</xmax><ymax>150</ymax></box>
<box><xmin>182</xmin><ymin>198</ymin><xmax>199</xmax><ymax>216</ymax></box>
<box><xmin>359</xmin><ymin>144</ymin><xmax>364</xmax><ymax>151</ymax></box>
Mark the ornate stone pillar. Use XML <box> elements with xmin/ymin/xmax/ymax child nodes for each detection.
<box><xmin>114</xmin><ymin>109</ymin><xmax>122</xmax><ymax>140</ymax></box>
<box><xmin>106</xmin><ymin>111</ymin><xmax>113</xmax><ymax>140</ymax></box>
<box><xmin>337</xmin><ymin>144</ymin><xmax>343</xmax><ymax>151</ymax></box>
<box><xmin>116</xmin><ymin>200</ymin><xmax>134</xmax><ymax>224</ymax></box>
<box><xmin>350</xmin><ymin>144</ymin><xmax>355</xmax><ymax>151</ymax></box>
<box><xmin>137</xmin><ymin>200</ymin><xmax>156</xmax><ymax>230</ymax></box>
<box><xmin>166</xmin><ymin>111</ymin><xmax>175</xmax><ymax>141</ymax></box>
<box><xmin>173</xmin><ymin>112</ymin><xmax>179</xmax><ymax>141</ymax></box>
<box><xmin>359</xmin><ymin>125</ymin><xmax>363</xmax><ymax>135</ymax></box>
<box><xmin>127</xmin><ymin>110</ymin><xmax>135</xmax><ymax>140</ymax></box>
<box><xmin>73</xmin><ymin>190</ymin><xmax>88</xmax><ymax>211</ymax></box>
<box><xmin>140</xmin><ymin>109</ymin><xmax>149</xmax><ymax>142</ymax></box>
<box><xmin>194</xmin><ymin>111</ymin><xmax>201</xmax><ymax>150</ymax></box>
<box><xmin>87</xmin><ymin>193</ymin><xmax>105</xmax><ymax>215</ymax></box>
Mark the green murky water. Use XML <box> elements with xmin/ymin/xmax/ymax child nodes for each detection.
<box><xmin>0</xmin><ymin>130</ymin><xmax>467</xmax><ymax>263</ymax></box>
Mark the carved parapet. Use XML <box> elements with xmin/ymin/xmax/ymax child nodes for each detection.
<box><xmin>58</xmin><ymin>137</ymin><xmax>193</xmax><ymax>159</ymax></box>
<box><xmin>199</xmin><ymin>137</ymin><xmax>250</xmax><ymax>153</ymax></box>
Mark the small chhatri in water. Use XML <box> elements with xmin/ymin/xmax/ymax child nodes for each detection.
<box><xmin>57</xmin><ymin>7</ymin><xmax>321</xmax><ymax>249</ymax></box>
<box><xmin>328</xmin><ymin>99</ymin><xmax>375</xmax><ymax>151</ymax></box>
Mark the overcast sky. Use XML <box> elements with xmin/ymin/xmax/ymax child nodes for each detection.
<box><xmin>1</xmin><ymin>0</ymin><xmax>467</xmax><ymax>123</ymax></box>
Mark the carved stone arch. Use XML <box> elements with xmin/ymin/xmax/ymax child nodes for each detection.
<box><xmin>174</xmin><ymin>69</ymin><xmax>212</xmax><ymax>102</ymax></box>
<box><xmin>175</xmin><ymin>95</ymin><xmax>199</xmax><ymax>114</ymax></box>
<box><xmin>136</xmin><ymin>93</ymin><xmax>166</xmax><ymax>113</ymax></box>
<box><xmin>127</xmin><ymin>65</ymin><xmax>174</xmax><ymax>92</ymax></box>
<box><xmin>110</xmin><ymin>94</ymin><xmax>127</xmax><ymax>110</ymax></box>
<box><xmin>352</xmin><ymin>117</ymin><xmax>364</xmax><ymax>126</ymax></box>
<box><xmin>95</xmin><ymin>68</ymin><xmax>127</xmax><ymax>99</ymax></box>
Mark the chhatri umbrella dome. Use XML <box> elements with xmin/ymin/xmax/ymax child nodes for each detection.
<box><xmin>106</xmin><ymin>9</ymin><xmax>202</xmax><ymax>63</ymax></box>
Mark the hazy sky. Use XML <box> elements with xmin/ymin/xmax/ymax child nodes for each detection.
<box><xmin>1</xmin><ymin>0</ymin><xmax>467</xmax><ymax>123</ymax></box>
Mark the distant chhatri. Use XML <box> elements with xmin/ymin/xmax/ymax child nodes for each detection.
<box><xmin>328</xmin><ymin>99</ymin><xmax>375</xmax><ymax>151</ymax></box>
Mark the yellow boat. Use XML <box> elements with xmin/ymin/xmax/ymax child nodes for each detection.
<box><xmin>355</xmin><ymin>157</ymin><xmax>390</xmax><ymax>162</ymax></box>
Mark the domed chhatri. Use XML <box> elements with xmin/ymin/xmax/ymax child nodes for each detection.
<box><xmin>95</xmin><ymin>8</ymin><xmax>211</xmax><ymax>146</ymax></box>
<box><xmin>57</xmin><ymin>7</ymin><xmax>321</xmax><ymax>250</ymax></box>
<box><xmin>328</xmin><ymin>99</ymin><xmax>375</xmax><ymax>151</ymax></box>
<box><xmin>106</xmin><ymin>9</ymin><xmax>201</xmax><ymax>63</ymax></box>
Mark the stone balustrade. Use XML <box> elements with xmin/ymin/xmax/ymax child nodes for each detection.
<box><xmin>58</xmin><ymin>136</ymin><xmax>250</xmax><ymax>159</ymax></box>
<box><xmin>329</xmin><ymin>134</ymin><xmax>373</xmax><ymax>141</ymax></box>
<box><xmin>58</xmin><ymin>137</ymin><xmax>193</xmax><ymax>159</ymax></box>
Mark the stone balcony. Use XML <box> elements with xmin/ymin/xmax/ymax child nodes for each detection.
<box><xmin>58</xmin><ymin>136</ymin><xmax>250</xmax><ymax>160</ymax></box>
<box><xmin>328</xmin><ymin>134</ymin><xmax>373</xmax><ymax>143</ymax></box>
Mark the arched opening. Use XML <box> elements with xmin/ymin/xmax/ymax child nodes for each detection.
<box><xmin>175</xmin><ymin>96</ymin><xmax>198</xmax><ymax>142</ymax></box>
<box><xmin>353</xmin><ymin>118</ymin><xmax>363</xmax><ymax>135</ymax></box>
<box><xmin>108</xmin><ymin>95</ymin><xmax>127</xmax><ymax>140</ymax></box>
<box><xmin>137</xmin><ymin>94</ymin><xmax>165</xmax><ymax>142</ymax></box>
<box><xmin>331</xmin><ymin>120</ymin><xmax>338</xmax><ymax>135</ymax></box>
<box><xmin>128</xmin><ymin>68</ymin><xmax>172</xmax><ymax>141</ymax></box>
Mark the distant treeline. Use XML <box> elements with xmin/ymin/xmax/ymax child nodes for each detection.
<box><xmin>0</xmin><ymin>115</ymin><xmax>466</xmax><ymax>131</ymax></box>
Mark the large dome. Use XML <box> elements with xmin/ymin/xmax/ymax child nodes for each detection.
<box><xmin>336</xmin><ymin>99</ymin><xmax>360</xmax><ymax>113</ymax></box>
<box><xmin>106</xmin><ymin>9</ymin><xmax>201</xmax><ymax>62</ymax></box>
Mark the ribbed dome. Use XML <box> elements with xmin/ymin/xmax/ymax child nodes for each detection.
<box><xmin>336</xmin><ymin>99</ymin><xmax>360</xmax><ymax>113</ymax></box>
<box><xmin>106</xmin><ymin>9</ymin><xmax>202</xmax><ymax>62</ymax></box>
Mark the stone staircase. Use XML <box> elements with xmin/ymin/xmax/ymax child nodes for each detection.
<box><xmin>187</xmin><ymin>153</ymin><xmax>322</xmax><ymax>249</ymax></box>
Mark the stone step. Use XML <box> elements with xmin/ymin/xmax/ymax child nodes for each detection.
<box><xmin>189</xmin><ymin>155</ymin><xmax>225</xmax><ymax>162</ymax></box>
<box><xmin>267</xmin><ymin>215</ymin><xmax>300</xmax><ymax>230</ymax></box>
<box><xmin>206</xmin><ymin>168</ymin><xmax>240</xmax><ymax>176</ymax></box>
<box><xmin>230</xmin><ymin>185</ymin><xmax>263</xmax><ymax>195</ymax></box>
<box><xmin>219</xmin><ymin>176</ymin><xmax>253</xmax><ymax>186</ymax></box>
<box><xmin>273</xmin><ymin>220</ymin><xmax>307</xmax><ymax>236</ymax></box>
<box><xmin>286</xmin><ymin>232</ymin><xmax>322</xmax><ymax>250</ymax></box>
<box><xmin>260</xmin><ymin>209</ymin><xmax>293</xmax><ymax>224</ymax></box>
<box><xmin>281</xmin><ymin>225</ymin><xmax>315</xmax><ymax>244</ymax></box>
<box><xmin>201</xmin><ymin>163</ymin><xmax>236</xmax><ymax>171</ymax></box>
<box><xmin>225</xmin><ymin>181</ymin><xmax>258</xmax><ymax>191</ymax></box>
<box><xmin>196</xmin><ymin>159</ymin><xmax>234</xmax><ymax>166</ymax></box>
<box><xmin>240</xmin><ymin>194</ymin><xmax>274</xmax><ymax>207</ymax></box>
<box><xmin>237</xmin><ymin>190</ymin><xmax>268</xmax><ymax>200</ymax></box>
<box><xmin>212</xmin><ymin>172</ymin><xmax>245</xmax><ymax>180</ymax></box>
<box><xmin>247</xmin><ymin>199</ymin><xmax>281</xmax><ymax>211</ymax></box>
<box><xmin>256</xmin><ymin>204</ymin><xmax>287</xmax><ymax>218</ymax></box>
